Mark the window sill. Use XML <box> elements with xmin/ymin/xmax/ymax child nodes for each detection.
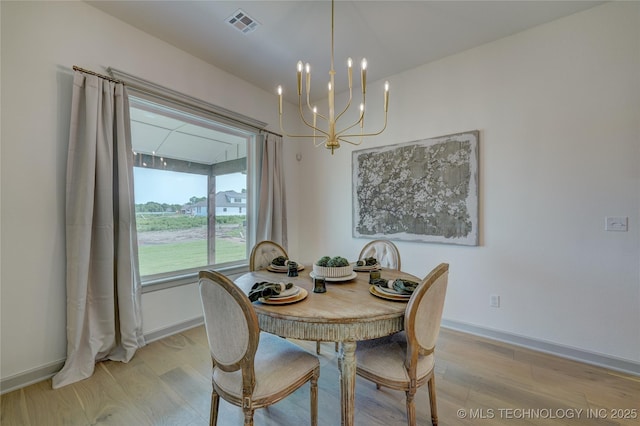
<box><xmin>141</xmin><ymin>264</ymin><xmax>250</xmax><ymax>293</ymax></box>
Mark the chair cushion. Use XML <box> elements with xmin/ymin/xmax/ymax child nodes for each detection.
<box><xmin>213</xmin><ymin>333</ymin><xmax>318</xmax><ymax>403</ymax></box>
<box><xmin>356</xmin><ymin>332</ymin><xmax>434</xmax><ymax>385</ymax></box>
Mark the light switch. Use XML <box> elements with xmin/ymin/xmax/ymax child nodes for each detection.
<box><xmin>605</xmin><ymin>216</ymin><xmax>628</xmax><ymax>232</ymax></box>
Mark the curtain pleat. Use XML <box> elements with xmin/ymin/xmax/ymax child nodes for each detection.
<box><xmin>256</xmin><ymin>132</ymin><xmax>288</xmax><ymax>248</ymax></box>
<box><xmin>52</xmin><ymin>71</ymin><xmax>144</xmax><ymax>389</ymax></box>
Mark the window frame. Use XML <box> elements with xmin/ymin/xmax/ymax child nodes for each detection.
<box><xmin>110</xmin><ymin>68</ymin><xmax>267</xmax><ymax>293</ymax></box>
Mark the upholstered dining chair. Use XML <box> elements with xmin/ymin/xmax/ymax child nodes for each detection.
<box><xmin>250</xmin><ymin>240</ymin><xmax>327</xmax><ymax>358</ymax></box>
<box><xmin>355</xmin><ymin>263</ymin><xmax>449</xmax><ymax>426</ymax></box>
<box><xmin>199</xmin><ymin>270</ymin><xmax>320</xmax><ymax>426</ymax></box>
<box><xmin>359</xmin><ymin>239</ymin><xmax>402</xmax><ymax>270</ymax></box>
<box><xmin>249</xmin><ymin>240</ymin><xmax>288</xmax><ymax>271</ymax></box>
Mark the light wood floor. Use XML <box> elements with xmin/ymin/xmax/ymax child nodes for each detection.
<box><xmin>1</xmin><ymin>327</ymin><xmax>638</xmax><ymax>425</ymax></box>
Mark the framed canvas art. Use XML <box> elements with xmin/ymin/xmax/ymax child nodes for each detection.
<box><xmin>352</xmin><ymin>130</ymin><xmax>479</xmax><ymax>245</ymax></box>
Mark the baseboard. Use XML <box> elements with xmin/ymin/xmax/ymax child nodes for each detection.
<box><xmin>143</xmin><ymin>316</ymin><xmax>204</xmax><ymax>344</ymax></box>
<box><xmin>0</xmin><ymin>317</ymin><xmax>205</xmax><ymax>395</ymax></box>
<box><xmin>0</xmin><ymin>359</ymin><xmax>66</xmax><ymax>395</ymax></box>
<box><xmin>441</xmin><ymin>319</ymin><xmax>640</xmax><ymax>376</ymax></box>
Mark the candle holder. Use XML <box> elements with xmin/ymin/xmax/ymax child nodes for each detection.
<box><xmin>369</xmin><ymin>270</ymin><xmax>381</xmax><ymax>283</ymax></box>
<box><xmin>287</xmin><ymin>261</ymin><xmax>299</xmax><ymax>277</ymax></box>
<box><xmin>313</xmin><ymin>276</ymin><xmax>326</xmax><ymax>293</ymax></box>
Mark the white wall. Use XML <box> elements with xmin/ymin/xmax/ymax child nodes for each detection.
<box><xmin>295</xmin><ymin>1</ymin><xmax>640</xmax><ymax>365</ymax></box>
<box><xmin>1</xmin><ymin>0</ymin><xmax>638</xmax><ymax>389</ymax></box>
<box><xmin>0</xmin><ymin>0</ymin><xmax>301</xmax><ymax>385</ymax></box>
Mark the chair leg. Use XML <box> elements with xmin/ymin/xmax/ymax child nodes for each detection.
<box><xmin>243</xmin><ymin>408</ymin><xmax>254</xmax><ymax>426</ymax></box>
<box><xmin>310</xmin><ymin>369</ymin><xmax>319</xmax><ymax>426</ymax></box>
<box><xmin>335</xmin><ymin>342</ymin><xmax>339</xmax><ymax>352</ymax></box>
<box><xmin>405</xmin><ymin>390</ymin><xmax>416</xmax><ymax>426</ymax></box>
<box><xmin>210</xmin><ymin>390</ymin><xmax>220</xmax><ymax>426</ymax></box>
<box><xmin>428</xmin><ymin>375</ymin><xmax>438</xmax><ymax>425</ymax></box>
<box><xmin>316</xmin><ymin>341</ymin><xmax>321</xmax><ymax>355</ymax></box>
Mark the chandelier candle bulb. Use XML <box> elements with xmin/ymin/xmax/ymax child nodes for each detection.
<box><xmin>305</xmin><ymin>63</ymin><xmax>311</xmax><ymax>97</ymax></box>
<box><xmin>361</xmin><ymin>59</ymin><xmax>367</xmax><ymax>94</ymax></box>
<box><xmin>347</xmin><ymin>58</ymin><xmax>353</xmax><ymax>88</ymax></box>
<box><xmin>297</xmin><ymin>61</ymin><xmax>303</xmax><ymax>95</ymax></box>
<box><xmin>384</xmin><ymin>81</ymin><xmax>389</xmax><ymax>112</ymax></box>
<box><xmin>277</xmin><ymin>86</ymin><xmax>283</xmax><ymax>114</ymax></box>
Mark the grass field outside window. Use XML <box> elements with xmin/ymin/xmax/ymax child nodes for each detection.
<box><xmin>138</xmin><ymin>238</ymin><xmax>246</xmax><ymax>276</ymax></box>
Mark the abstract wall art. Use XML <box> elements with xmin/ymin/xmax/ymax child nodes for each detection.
<box><xmin>352</xmin><ymin>130</ymin><xmax>479</xmax><ymax>245</ymax></box>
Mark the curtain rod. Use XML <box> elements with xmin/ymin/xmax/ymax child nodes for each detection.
<box><xmin>260</xmin><ymin>129</ymin><xmax>283</xmax><ymax>138</ymax></box>
<box><xmin>76</xmin><ymin>65</ymin><xmax>282</xmax><ymax>137</ymax></box>
<box><xmin>73</xmin><ymin>66</ymin><xmax>125</xmax><ymax>85</ymax></box>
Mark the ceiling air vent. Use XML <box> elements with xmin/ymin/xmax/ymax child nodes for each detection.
<box><xmin>226</xmin><ymin>9</ymin><xmax>260</xmax><ymax>34</ymax></box>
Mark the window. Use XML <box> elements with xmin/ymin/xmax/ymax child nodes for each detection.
<box><xmin>129</xmin><ymin>96</ymin><xmax>257</xmax><ymax>283</ymax></box>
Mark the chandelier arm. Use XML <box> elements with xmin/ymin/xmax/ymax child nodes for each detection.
<box><xmin>311</xmin><ymin>110</ymin><xmax>329</xmax><ymax>122</ymax></box>
<box><xmin>314</xmin><ymin>138</ymin><xmax>329</xmax><ymax>147</ymax></box>
<box><xmin>334</xmin><ymin>87</ymin><xmax>354</xmax><ymax>123</ymax></box>
<box><xmin>335</xmin><ymin>88</ymin><xmax>365</xmax><ymax>135</ymax></box>
<box><xmin>339</xmin><ymin>111</ymin><xmax>388</xmax><ymax>139</ymax></box>
<box><xmin>305</xmin><ymin>92</ymin><xmax>328</xmax><ymax>120</ymax></box>
<box><xmin>337</xmin><ymin>136</ymin><xmax>364</xmax><ymax>146</ymax></box>
<box><xmin>335</xmin><ymin>107</ymin><xmax>364</xmax><ymax>137</ymax></box>
<box><xmin>296</xmin><ymin>99</ymin><xmax>330</xmax><ymax>137</ymax></box>
<box><xmin>279</xmin><ymin>112</ymin><xmax>330</xmax><ymax>140</ymax></box>
<box><xmin>281</xmin><ymin>133</ymin><xmax>332</xmax><ymax>141</ymax></box>
<box><xmin>305</xmin><ymin>92</ymin><xmax>321</xmax><ymax>117</ymax></box>
<box><xmin>299</xmin><ymin>96</ymin><xmax>329</xmax><ymax>123</ymax></box>
<box><xmin>336</xmin><ymin>114</ymin><xmax>364</xmax><ymax>136</ymax></box>
<box><xmin>291</xmin><ymin>128</ymin><xmax>330</xmax><ymax>138</ymax></box>
<box><xmin>305</xmin><ymin>99</ymin><xmax>316</xmax><ymax>115</ymax></box>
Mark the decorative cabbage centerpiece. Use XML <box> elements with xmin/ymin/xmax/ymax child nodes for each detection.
<box><xmin>313</xmin><ymin>255</ymin><xmax>353</xmax><ymax>278</ymax></box>
<box><xmin>271</xmin><ymin>255</ymin><xmax>289</xmax><ymax>266</ymax></box>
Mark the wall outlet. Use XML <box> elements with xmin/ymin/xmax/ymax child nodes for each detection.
<box><xmin>490</xmin><ymin>294</ymin><xmax>500</xmax><ymax>308</ymax></box>
<box><xmin>605</xmin><ymin>216</ymin><xmax>628</xmax><ymax>231</ymax></box>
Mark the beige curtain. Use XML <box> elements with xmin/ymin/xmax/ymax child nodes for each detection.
<box><xmin>256</xmin><ymin>132</ymin><xmax>288</xmax><ymax>248</ymax></box>
<box><xmin>52</xmin><ymin>71</ymin><xmax>144</xmax><ymax>389</ymax></box>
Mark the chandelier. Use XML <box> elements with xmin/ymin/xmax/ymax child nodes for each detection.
<box><xmin>277</xmin><ymin>0</ymin><xmax>389</xmax><ymax>154</ymax></box>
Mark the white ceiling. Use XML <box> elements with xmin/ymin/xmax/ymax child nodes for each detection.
<box><xmin>88</xmin><ymin>1</ymin><xmax>604</xmax><ymax>104</ymax></box>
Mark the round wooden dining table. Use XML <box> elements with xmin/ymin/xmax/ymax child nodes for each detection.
<box><xmin>234</xmin><ymin>266</ymin><xmax>420</xmax><ymax>426</ymax></box>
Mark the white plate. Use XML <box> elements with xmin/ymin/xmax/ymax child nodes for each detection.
<box><xmin>259</xmin><ymin>288</ymin><xmax>308</xmax><ymax>305</ymax></box>
<box><xmin>309</xmin><ymin>271</ymin><xmax>358</xmax><ymax>282</ymax></box>
<box><xmin>352</xmin><ymin>263</ymin><xmax>381</xmax><ymax>272</ymax></box>
<box><xmin>267</xmin><ymin>264</ymin><xmax>305</xmax><ymax>273</ymax></box>
<box><xmin>270</xmin><ymin>285</ymin><xmax>300</xmax><ymax>299</ymax></box>
<box><xmin>369</xmin><ymin>286</ymin><xmax>410</xmax><ymax>302</ymax></box>
<box><xmin>376</xmin><ymin>285</ymin><xmax>411</xmax><ymax>297</ymax></box>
